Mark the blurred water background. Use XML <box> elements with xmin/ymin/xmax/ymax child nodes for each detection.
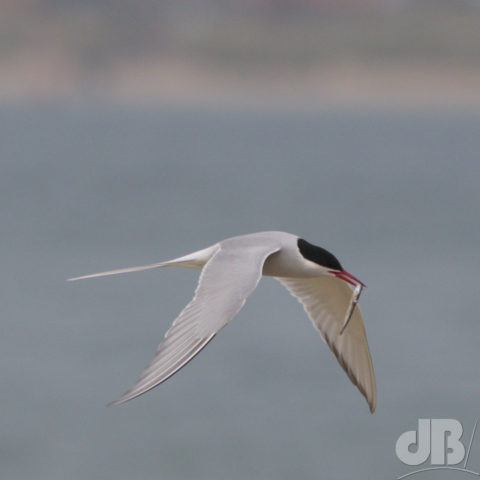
<box><xmin>1</xmin><ymin>2</ymin><xmax>480</xmax><ymax>480</ymax></box>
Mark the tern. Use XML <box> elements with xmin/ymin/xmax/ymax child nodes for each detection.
<box><xmin>69</xmin><ymin>231</ymin><xmax>376</xmax><ymax>412</ymax></box>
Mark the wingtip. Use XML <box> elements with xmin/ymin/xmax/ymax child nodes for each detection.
<box><xmin>368</xmin><ymin>393</ymin><xmax>376</xmax><ymax>414</ymax></box>
<box><xmin>106</xmin><ymin>396</ymin><xmax>126</xmax><ymax>408</ymax></box>
<box><xmin>106</xmin><ymin>389</ymin><xmax>136</xmax><ymax>407</ymax></box>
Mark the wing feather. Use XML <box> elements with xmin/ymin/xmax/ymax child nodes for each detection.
<box><xmin>277</xmin><ymin>276</ymin><xmax>376</xmax><ymax>413</ymax></box>
<box><xmin>109</xmin><ymin>242</ymin><xmax>281</xmax><ymax>406</ymax></box>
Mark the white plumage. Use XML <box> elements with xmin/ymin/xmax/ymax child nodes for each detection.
<box><xmin>69</xmin><ymin>231</ymin><xmax>376</xmax><ymax>412</ymax></box>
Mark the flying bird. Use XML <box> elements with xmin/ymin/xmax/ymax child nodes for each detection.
<box><xmin>69</xmin><ymin>231</ymin><xmax>376</xmax><ymax>412</ymax></box>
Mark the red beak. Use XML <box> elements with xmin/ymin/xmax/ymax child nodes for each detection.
<box><xmin>329</xmin><ymin>270</ymin><xmax>366</xmax><ymax>288</ymax></box>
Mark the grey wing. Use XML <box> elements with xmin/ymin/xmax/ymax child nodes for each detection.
<box><xmin>277</xmin><ymin>276</ymin><xmax>376</xmax><ymax>413</ymax></box>
<box><xmin>108</xmin><ymin>242</ymin><xmax>281</xmax><ymax>406</ymax></box>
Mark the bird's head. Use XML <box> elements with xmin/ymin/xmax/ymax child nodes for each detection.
<box><xmin>297</xmin><ymin>238</ymin><xmax>365</xmax><ymax>287</ymax></box>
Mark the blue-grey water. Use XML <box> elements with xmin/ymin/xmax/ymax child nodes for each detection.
<box><xmin>1</xmin><ymin>104</ymin><xmax>479</xmax><ymax>480</ymax></box>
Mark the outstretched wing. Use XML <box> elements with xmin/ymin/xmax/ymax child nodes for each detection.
<box><xmin>109</xmin><ymin>242</ymin><xmax>281</xmax><ymax>406</ymax></box>
<box><xmin>277</xmin><ymin>276</ymin><xmax>376</xmax><ymax>413</ymax></box>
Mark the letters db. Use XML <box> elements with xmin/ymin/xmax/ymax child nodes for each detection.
<box><xmin>396</xmin><ymin>419</ymin><xmax>465</xmax><ymax>466</ymax></box>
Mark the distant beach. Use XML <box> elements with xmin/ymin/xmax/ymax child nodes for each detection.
<box><xmin>1</xmin><ymin>4</ymin><xmax>480</xmax><ymax>109</ymax></box>
<box><xmin>2</xmin><ymin>55</ymin><xmax>480</xmax><ymax>110</ymax></box>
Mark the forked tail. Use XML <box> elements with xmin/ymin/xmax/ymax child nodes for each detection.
<box><xmin>68</xmin><ymin>262</ymin><xmax>169</xmax><ymax>281</ymax></box>
<box><xmin>68</xmin><ymin>244</ymin><xmax>218</xmax><ymax>281</ymax></box>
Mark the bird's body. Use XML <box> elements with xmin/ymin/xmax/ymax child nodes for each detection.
<box><xmin>164</xmin><ymin>231</ymin><xmax>337</xmax><ymax>277</ymax></box>
<box><xmin>70</xmin><ymin>231</ymin><xmax>376</xmax><ymax>412</ymax></box>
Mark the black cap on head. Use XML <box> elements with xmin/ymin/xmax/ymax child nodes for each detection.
<box><xmin>297</xmin><ymin>238</ymin><xmax>343</xmax><ymax>271</ymax></box>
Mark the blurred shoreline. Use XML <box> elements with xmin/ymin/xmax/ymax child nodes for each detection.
<box><xmin>2</xmin><ymin>56</ymin><xmax>480</xmax><ymax>110</ymax></box>
<box><xmin>1</xmin><ymin>2</ymin><xmax>480</xmax><ymax>110</ymax></box>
